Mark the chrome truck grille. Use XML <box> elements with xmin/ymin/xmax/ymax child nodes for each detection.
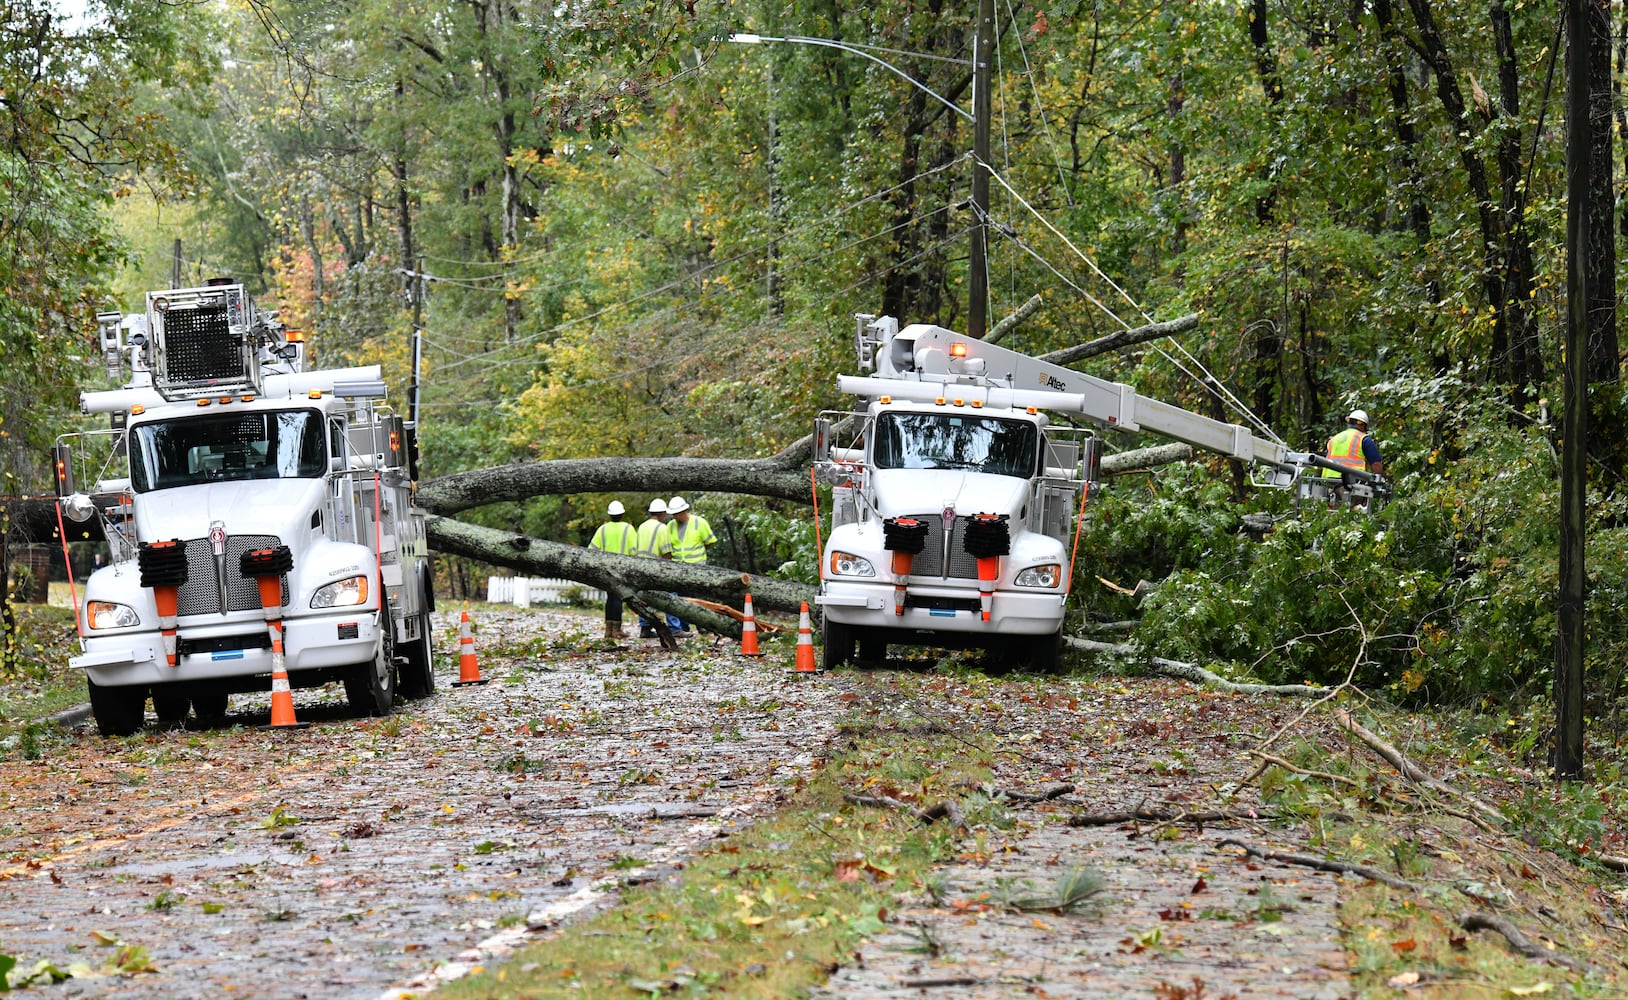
<box><xmin>175</xmin><ymin>534</ymin><xmax>289</xmax><ymax>616</ymax></box>
<box><xmin>903</xmin><ymin>515</ymin><xmax>981</xmax><ymax>580</ymax></box>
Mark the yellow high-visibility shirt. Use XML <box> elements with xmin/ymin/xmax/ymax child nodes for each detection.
<box><xmin>590</xmin><ymin>520</ymin><xmax>637</xmax><ymax>555</ymax></box>
<box><xmin>668</xmin><ymin>515</ymin><xmax>716</xmax><ymax>565</ymax></box>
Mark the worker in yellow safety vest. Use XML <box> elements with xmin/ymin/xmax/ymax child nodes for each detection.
<box><xmin>635</xmin><ymin>499</ymin><xmax>676</xmax><ymax>638</ymax></box>
<box><xmin>666</xmin><ymin>496</ymin><xmax>717</xmax><ymax>564</ymax></box>
<box><xmin>666</xmin><ymin>497</ymin><xmax>716</xmax><ymax>636</ymax></box>
<box><xmin>589</xmin><ymin>500</ymin><xmax>638</xmax><ymax>639</ymax></box>
<box><xmin>1323</xmin><ymin>409</ymin><xmax>1385</xmax><ymax>478</ymax></box>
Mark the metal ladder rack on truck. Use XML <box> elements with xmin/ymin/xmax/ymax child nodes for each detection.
<box><xmin>52</xmin><ymin>281</ymin><xmax>435</xmax><ymax>737</ymax></box>
<box><xmin>811</xmin><ymin>314</ymin><xmax>1390</xmax><ymax>672</ymax></box>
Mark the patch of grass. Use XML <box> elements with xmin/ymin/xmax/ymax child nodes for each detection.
<box><xmin>1249</xmin><ymin>699</ymin><xmax>1626</xmax><ymax>996</ymax></box>
<box><xmin>438</xmin><ymin>734</ymin><xmax>990</xmax><ymax>1000</ymax></box>
<box><xmin>0</xmin><ymin>604</ymin><xmax>84</xmax><ymax>752</ymax></box>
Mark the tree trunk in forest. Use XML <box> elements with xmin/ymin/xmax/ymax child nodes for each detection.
<box><xmin>1405</xmin><ymin>0</ymin><xmax>1536</xmax><ymax>400</ymax></box>
<box><xmin>1375</xmin><ymin>0</ymin><xmax>1433</xmax><ymax>245</ymax></box>
<box><xmin>1375</xmin><ymin>0</ymin><xmax>1444</xmax><ymax>372</ymax></box>
<box><xmin>1492</xmin><ymin>0</ymin><xmax>1543</xmax><ymax>406</ymax></box>
<box><xmin>1168</xmin><ymin>61</ymin><xmax>1187</xmax><ymax>265</ymax></box>
<box><xmin>1557</xmin><ymin>0</ymin><xmax>1590</xmax><ymax>779</ymax></box>
<box><xmin>1245</xmin><ymin>1</ymin><xmax>1284</xmax><ymax>430</ymax></box>
<box><xmin>1586</xmin><ymin>0</ymin><xmax>1623</xmax><ymax>467</ymax></box>
<box><xmin>299</xmin><ymin>195</ymin><xmax>325</xmax><ymax>305</ymax></box>
<box><xmin>882</xmin><ymin>82</ymin><xmax>931</xmax><ymax>323</ymax></box>
<box><xmin>1246</xmin><ymin>0</ymin><xmax>1282</xmax><ymax>227</ymax></box>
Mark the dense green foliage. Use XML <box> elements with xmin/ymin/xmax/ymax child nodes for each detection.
<box><xmin>4</xmin><ymin>0</ymin><xmax>1626</xmax><ymax>725</ymax></box>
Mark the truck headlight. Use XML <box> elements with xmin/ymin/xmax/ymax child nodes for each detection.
<box><xmin>311</xmin><ymin>575</ymin><xmax>369</xmax><ymax>609</ymax></box>
<box><xmin>1014</xmin><ymin>564</ymin><xmax>1062</xmax><ymax>588</ymax></box>
<box><xmin>829</xmin><ymin>550</ymin><xmax>876</xmax><ymax>577</ymax></box>
<box><xmin>86</xmin><ymin>601</ymin><xmax>141</xmax><ymax>630</ymax></box>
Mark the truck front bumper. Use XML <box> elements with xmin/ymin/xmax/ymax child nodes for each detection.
<box><xmin>71</xmin><ymin>612</ymin><xmax>381</xmax><ymax>688</ymax></box>
<box><xmin>818</xmin><ymin>580</ymin><xmax>1063</xmax><ymax>636</ymax></box>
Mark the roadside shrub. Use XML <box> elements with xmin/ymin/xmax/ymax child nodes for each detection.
<box><xmin>1076</xmin><ymin>378</ymin><xmax>1621</xmax><ymax>706</ymax></box>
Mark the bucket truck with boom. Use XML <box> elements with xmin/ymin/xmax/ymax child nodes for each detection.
<box><xmin>51</xmin><ymin>281</ymin><xmax>434</xmax><ymax>736</ymax></box>
<box><xmin>812</xmin><ymin>314</ymin><xmax>1388</xmax><ymax>671</ymax></box>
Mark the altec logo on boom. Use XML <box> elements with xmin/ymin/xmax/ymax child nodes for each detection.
<box><xmin>1037</xmin><ymin>372</ymin><xmax>1068</xmax><ymax>391</ymax></box>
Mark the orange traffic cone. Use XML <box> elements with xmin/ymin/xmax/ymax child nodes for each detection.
<box><xmin>738</xmin><ymin>593</ymin><xmax>763</xmax><ymax>657</ymax></box>
<box><xmin>262</xmin><ymin>627</ymin><xmax>309</xmax><ymax>730</ymax></box>
<box><xmin>243</xmin><ymin>546</ymin><xmax>308</xmax><ymax>730</ymax></box>
<box><xmin>453</xmin><ymin>610</ymin><xmax>488</xmax><ymax>687</ymax></box>
<box><xmin>791</xmin><ymin>602</ymin><xmax>820</xmax><ymax>674</ymax></box>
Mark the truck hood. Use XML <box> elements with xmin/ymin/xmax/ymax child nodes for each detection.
<box><xmin>135</xmin><ymin>478</ymin><xmax>326</xmax><ymax>543</ymax></box>
<box><xmin>871</xmin><ymin>469</ymin><xmax>1028</xmax><ymax>519</ymax></box>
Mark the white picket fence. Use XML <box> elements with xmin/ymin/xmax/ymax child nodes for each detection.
<box><xmin>486</xmin><ymin>576</ymin><xmax>605</xmax><ymax>608</ymax></box>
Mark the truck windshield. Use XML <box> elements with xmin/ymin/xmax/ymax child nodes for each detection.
<box><xmin>873</xmin><ymin>412</ymin><xmax>1038</xmax><ymax>477</ymax></box>
<box><xmin>128</xmin><ymin>410</ymin><xmax>327</xmax><ymax>492</ymax></box>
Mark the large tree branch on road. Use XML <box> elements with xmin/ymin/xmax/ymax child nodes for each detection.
<box><xmin>417</xmin><ymin>456</ymin><xmax>812</xmax><ymax>516</ymax></box>
<box><xmin>426</xmin><ymin>516</ymin><xmax>817</xmax><ymax>633</ymax></box>
<box><xmin>1216</xmin><ymin>837</ymin><xmax>1417</xmax><ymax>890</ymax></box>
<box><xmin>1065</xmin><ymin>636</ymin><xmax>1330</xmax><ymax>698</ymax></box>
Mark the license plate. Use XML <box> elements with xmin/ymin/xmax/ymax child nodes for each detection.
<box><xmin>212</xmin><ymin>650</ymin><xmax>245</xmax><ymax>661</ymax></box>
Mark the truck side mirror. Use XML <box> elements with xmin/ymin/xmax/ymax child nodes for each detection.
<box><xmin>52</xmin><ymin>443</ymin><xmax>74</xmax><ymax>497</ymax></box>
<box><xmin>813</xmin><ymin>418</ymin><xmax>832</xmax><ymax>464</ymax></box>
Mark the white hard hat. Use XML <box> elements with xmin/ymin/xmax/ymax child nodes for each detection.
<box><xmin>1347</xmin><ymin>409</ymin><xmax>1370</xmax><ymax>426</ymax></box>
<box><xmin>648</xmin><ymin>498</ymin><xmax>667</xmax><ymax>514</ymax></box>
<box><xmin>607</xmin><ymin>500</ymin><xmax>625</xmax><ymax>516</ymax></box>
<box><xmin>668</xmin><ymin>496</ymin><xmax>690</xmax><ymax>514</ymax></box>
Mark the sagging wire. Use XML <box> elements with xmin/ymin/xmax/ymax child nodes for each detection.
<box><xmin>979</xmin><ymin>157</ymin><xmax>1287</xmax><ymax>448</ymax></box>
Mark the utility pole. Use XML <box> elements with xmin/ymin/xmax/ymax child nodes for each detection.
<box><xmin>171</xmin><ymin>239</ymin><xmax>183</xmax><ymax>289</ymax></box>
<box><xmin>1557</xmin><ymin>0</ymin><xmax>1588</xmax><ymax>780</ymax></box>
<box><xmin>409</xmin><ymin>255</ymin><xmax>424</xmax><ymax>433</ymax></box>
<box><xmin>968</xmin><ymin>0</ymin><xmax>993</xmax><ymax>339</ymax></box>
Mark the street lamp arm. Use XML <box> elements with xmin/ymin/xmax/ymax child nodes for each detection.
<box><xmin>728</xmin><ymin>32</ymin><xmax>973</xmax><ymax>123</ymax></box>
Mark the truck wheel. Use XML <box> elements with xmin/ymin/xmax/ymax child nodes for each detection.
<box><xmin>857</xmin><ymin>631</ymin><xmax>888</xmax><ymax>666</ymax></box>
<box><xmin>87</xmin><ymin>679</ymin><xmax>145</xmax><ymax>737</ymax></box>
<box><xmin>821</xmin><ymin>616</ymin><xmax>853</xmax><ymax>671</ymax></box>
<box><xmin>151</xmin><ymin>687</ymin><xmax>191</xmax><ymax>726</ymax></box>
<box><xmin>397</xmin><ymin>605</ymin><xmax>436</xmax><ymax>700</ymax></box>
<box><xmin>192</xmin><ymin>690</ymin><xmax>229</xmax><ymax>723</ymax></box>
<box><xmin>1027</xmin><ymin>632</ymin><xmax>1063</xmax><ymax>673</ymax></box>
<box><xmin>345</xmin><ymin>630</ymin><xmax>396</xmax><ymax>717</ymax></box>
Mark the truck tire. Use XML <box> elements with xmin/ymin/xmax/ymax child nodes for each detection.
<box><xmin>397</xmin><ymin>605</ymin><xmax>436</xmax><ymax>700</ymax></box>
<box><xmin>857</xmin><ymin>631</ymin><xmax>888</xmax><ymax>666</ymax></box>
<box><xmin>151</xmin><ymin>687</ymin><xmax>191</xmax><ymax>726</ymax></box>
<box><xmin>88</xmin><ymin>679</ymin><xmax>145</xmax><ymax>737</ymax></box>
<box><xmin>192</xmin><ymin>690</ymin><xmax>229</xmax><ymax>723</ymax></box>
<box><xmin>1027</xmin><ymin>631</ymin><xmax>1063</xmax><ymax>673</ymax></box>
<box><xmin>345</xmin><ymin>629</ymin><xmax>395</xmax><ymax>717</ymax></box>
<box><xmin>821</xmin><ymin>616</ymin><xmax>853</xmax><ymax>671</ymax></box>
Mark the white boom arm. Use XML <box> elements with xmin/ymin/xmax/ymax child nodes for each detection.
<box><xmin>841</xmin><ymin>318</ymin><xmax>1310</xmax><ymax>481</ymax></box>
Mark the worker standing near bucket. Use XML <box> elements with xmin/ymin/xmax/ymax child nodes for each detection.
<box><xmin>1323</xmin><ymin>409</ymin><xmax>1385</xmax><ymax>477</ymax></box>
<box><xmin>589</xmin><ymin>500</ymin><xmax>638</xmax><ymax>639</ymax></box>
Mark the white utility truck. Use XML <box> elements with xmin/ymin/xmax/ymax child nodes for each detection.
<box><xmin>53</xmin><ymin>281</ymin><xmax>434</xmax><ymax>735</ymax></box>
<box><xmin>812</xmin><ymin>314</ymin><xmax>1388</xmax><ymax>671</ymax></box>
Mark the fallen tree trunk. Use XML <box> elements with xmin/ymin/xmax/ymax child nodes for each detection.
<box><xmin>418</xmin><ymin>456</ymin><xmax>811</xmax><ymax>517</ymax></box>
<box><xmin>1064</xmin><ymin>636</ymin><xmax>1331</xmax><ymax>698</ymax></box>
<box><xmin>1040</xmin><ymin>313</ymin><xmax>1202</xmax><ymax>366</ymax></box>
<box><xmin>426</xmin><ymin>516</ymin><xmax>817</xmax><ymax>634</ymax></box>
<box><xmin>985</xmin><ymin>294</ymin><xmax>1045</xmax><ymax>345</ymax></box>
<box><xmin>1099</xmin><ymin>443</ymin><xmax>1193</xmax><ymax>476</ymax></box>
